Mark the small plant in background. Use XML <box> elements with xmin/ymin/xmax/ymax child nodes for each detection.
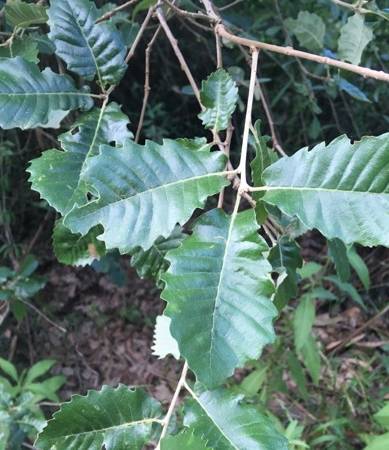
<box><xmin>0</xmin><ymin>358</ymin><xmax>65</xmax><ymax>450</ymax></box>
<box><xmin>0</xmin><ymin>255</ymin><xmax>46</xmax><ymax>322</ymax></box>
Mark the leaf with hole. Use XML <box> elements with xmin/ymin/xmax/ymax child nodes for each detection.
<box><xmin>162</xmin><ymin>208</ymin><xmax>277</xmax><ymax>388</ymax></box>
<box><xmin>64</xmin><ymin>139</ymin><xmax>229</xmax><ymax>253</ymax></box>
<box><xmin>28</xmin><ymin>102</ymin><xmax>132</xmax><ymax>215</ymax></box>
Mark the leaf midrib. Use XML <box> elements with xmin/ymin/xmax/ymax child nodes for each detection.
<box><xmin>73</xmin><ymin>170</ymin><xmax>229</xmax><ymax>218</ymax></box>
<box><xmin>263</xmin><ymin>185</ymin><xmax>388</xmax><ymax>195</ymax></box>
<box><xmin>46</xmin><ymin>417</ymin><xmax>159</xmax><ymax>440</ymax></box>
<box><xmin>208</xmin><ymin>211</ymin><xmax>237</xmax><ymax>375</ymax></box>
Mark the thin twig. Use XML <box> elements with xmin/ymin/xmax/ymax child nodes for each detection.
<box><xmin>19</xmin><ymin>299</ymin><xmax>67</xmax><ymax>334</ymax></box>
<box><xmin>238</xmin><ymin>49</ymin><xmax>259</xmax><ymax>189</ymax></box>
<box><xmin>162</xmin><ymin>0</ymin><xmax>212</xmax><ymax>21</ymax></box>
<box><xmin>216</xmin><ymin>24</ymin><xmax>389</xmax><ymax>83</ymax></box>
<box><xmin>156</xmin><ymin>5</ymin><xmax>201</xmax><ymax>103</ymax></box>
<box><xmin>156</xmin><ymin>362</ymin><xmax>189</xmax><ymax>449</ymax></box>
<box><xmin>96</xmin><ymin>0</ymin><xmax>139</xmax><ymax>23</ymax></box>
<box><xmin>329</xmin><ymin>304</ymin><xmax>389</xmax><ymax>353</ymax></box>
<box><xmin>135</xmin><ymin>27</ymin><xmax>162</xmax><ymax>142</ymax></box>
<box><xmin>126</xmin><ymin>7</ymin><xmax>155</xmax><ymax>64</ymax></box>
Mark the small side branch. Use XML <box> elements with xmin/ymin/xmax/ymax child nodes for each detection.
<box><xmin>238</xmin><ymin>49</ymin><xmax>259</xmax><ymax>189</ymax></box>
<box><xmin>156</xmin><ymin>5</ymin><xmax>201</xmax><ymax>103</ymax></box>
<box><xmin>156</xmin><ymin>362</ymin><xmax>189</xmax><ymax>449</ymax></box>
<box><xmin>96</xmin><ymin>0</ymin><xmax>139</xmax><ymax>23</ymax></box>
<box><xmin>216</xmin><ymin>24</ymin><xmax>389</xmax><ymax>83</ymax></box>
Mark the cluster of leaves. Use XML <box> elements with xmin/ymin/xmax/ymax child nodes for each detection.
<box><xmin>0</xmin><ymin>357</ymin><xmax>65</xmax><ymax>450</ymax></box>
<box><xmin>0</xmin><ymin>255</ymin><xmax>46</xmax><ymax>321</ymax></box>
<box><xmin>0</xmin><ymin>0</ymin><xmax>388</xmax><ymax>449</ymax></box>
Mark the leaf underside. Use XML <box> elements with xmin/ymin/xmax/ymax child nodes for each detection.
<box><xmin>162</xmin><ymin>208</ymin><xmax>277</xmax><ymax>388</ymax></box>
<box><xmin>263</xmin><ymin>133</ymin><xmax>389</xmax><ymax>246</ymax></box>
<box><xmin>338</xmin><ymin>13</ymin><xmax>373</xmax><ymax>65</ymax></box>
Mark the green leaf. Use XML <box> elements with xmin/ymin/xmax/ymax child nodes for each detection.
<box><xmin>161</xmin><ymin>429</ymin><xmax>212</xmax><ymax>450</ymax></box>
<box><xmin>240</xmin><ymin>367</ymin><xmax>268</xmax><ymax>397</ymax></box>
<box><xmin>0</xmin><ymin>57</ymin><xmax>93</xmax><ymax>130</ymax></box>
<box><xmin>0</xmin><ymin>357</ymin><xmax>18</xmax><ymax>382</ymax></box>
<box><xmin>198</xmin><ymin>69</ymin><xmax>238</xmax><ymax>132</ymax></box>
<box><xmin>328</xmin><ymin>238</ymin><xmax>351</xmax><ymax>282</ymax></box>
<box><xmin>262</xmin><ymin>134</ymin><xmax>389</xmax><ymax>247</ymax></box>
<box><xmin>35</xmin><ymin>385</ymin><xmax>161</xmax><ymax>450</ymax></box>
<box><xmin>28</xmin><ymin>102</ymin><xmax>132</xmax><ymax>215</ymax></box>
<box><xmin>48</xmin><ymin>0</ymin><xmax>127</xmax><ymax>86</ymax></box>
<box><xmin>325</xmin><ymin>275</ymin><xmax>365</xmax><ymax>309</ymax></box>
<box><xmin>27</xmin><ymin>375</ymin><xmax>66</xmax><ymax>402</ymax></box>
<box><xmin>64</xmin><ymin>139</ymin><xmax>229</xmax><ymax>253</ymax></box>
<box><xmin>365</xmin><ymin>433</ymin><xmax>389</xmax><ymax>450</ymax></box>
<box><xmin>287</xmin><ymin>352</ymin><xmax>308</xmax><ymax>400</ymax></box>
<box><xmin>269</xmin><ymin>236</ymin><xmax>302</xmax><ymax>310</ymax></box>
<box><xmin>152</xmin><ymin>315</ymin><xmax>180</xmax><ymax>360</ymax></box>
<box><xmin>374</xmin><ymin>403</ymin><xmax>389</xmax><ymax>431</ymax></box>
<box><xmin>0</xmin><ymin>37</ymin><xmax>39</xmax><ymax>63</ymax></box>
<box><xmin>24</xmin><ymin>359</ymin><xmax>56</xmax><ymax>386</ymax></box>
<box><xmin>5</xmin><ymin>0</ymin><xmax>47</xmax><ymax>28</ymax></box>
<box><xmin>133</xmin><ymin>0</ymin><xmax>157</xmax><ymax>18</ymax></box>
<box><xmin>130</xmin><ymin>227</ymin><xmax>186</xmax><ymax>282</ymax></box>
<box><xmin>347</xmin><ymin>246</ymin><xmax>370</xmax><ymax>290</ymax></box>
<box><xmin>184</xmin><ymin>387</ymin><xmax>289</xmax><ymax>449</ymax></box>
<box><xmin>250</xmin><ymin>120</ymin><xmax>278</xmax><ymax>224</ymax></box>
<box><xmin>285</xmin><ymin>11</ymin><xmax>326</xmax><ymax>51</ymax></box>
<box><xmin>294</xmin><ymin>294</ymin><xmax>315</xmax><ymax>351</ymax></box>
<box><xmin>337</xmin><ymin>77</ymin><xmax>371</xmax><ymax>103</ymax></box>
<box><xmin>300</xmin><ymin>335</ymin><xmax>321</xmax><ymax>385</ymax></box>
<box><xmin>338</xmin><ymin>13</ymin><xmax>373</xmax><ymax>65</ymax></box>
<box><xmin>52</xmin><ymin>220</ymin><xmax>106</xmax><ymax>266</ymax></box>
<box><xmin>162</xmin><ymin>208</ymin><xmax>277</xmax><ymax>388</ymax></box>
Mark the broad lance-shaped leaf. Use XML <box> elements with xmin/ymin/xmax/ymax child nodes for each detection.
<box><xmin>130</xmin><ymin>226</ymin><xmax>186</xmax><ymax>282</ymax></box>
<box><xmin>338</xmin><ymin>13</ymin><xmax>373</xmax><ymax>65</ymax></box>
<box><xmin>199</xmin><ymin>68</ymin><xmax>238</xmax><ymax>132</ymax></box>
<box><xmin>184</xmin><ymin>387</ymin><xmax>289</xmax><ymax>450</ymax></box>
<box><xmin>53</xmin><ymin>220</ymin><xmax>106</xmax><ymax>266</ymax></box>
<box><xmin>48</xmin><ymin>0</ymin><xmax>127</xmax><ymax>86</ymax></box>
<box><xmin>161</xmin><ymin>208</ymin><xmax>277</xmax><ymax>388</ymax></box>
<box><xmin>262</xmin><ymin>133</ymin><xmax>389</xmax><ymax>247</ymax></box>
<box><xmin>5</xmin><ymin>0</ymin><xmax>48</xmax><ymax>29</ymax></box>
<box><xmin>28</xmin><ymin>102</ymin><xmax>131</xmax><ymax>215</ymax></box>
<box><xmin>0</xmin><ymin>57</ymin><xmax>93</xmax><ymax>130</ymax></box>
<box><xmin>35</xmin><ymin>385</ymin><xmax>161</xmax><ymax>450</ymax></box>
<box><xmin>64</xmin><ymin>139</ymin><xmax>229</xmax><ymax>253</ymax></box>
